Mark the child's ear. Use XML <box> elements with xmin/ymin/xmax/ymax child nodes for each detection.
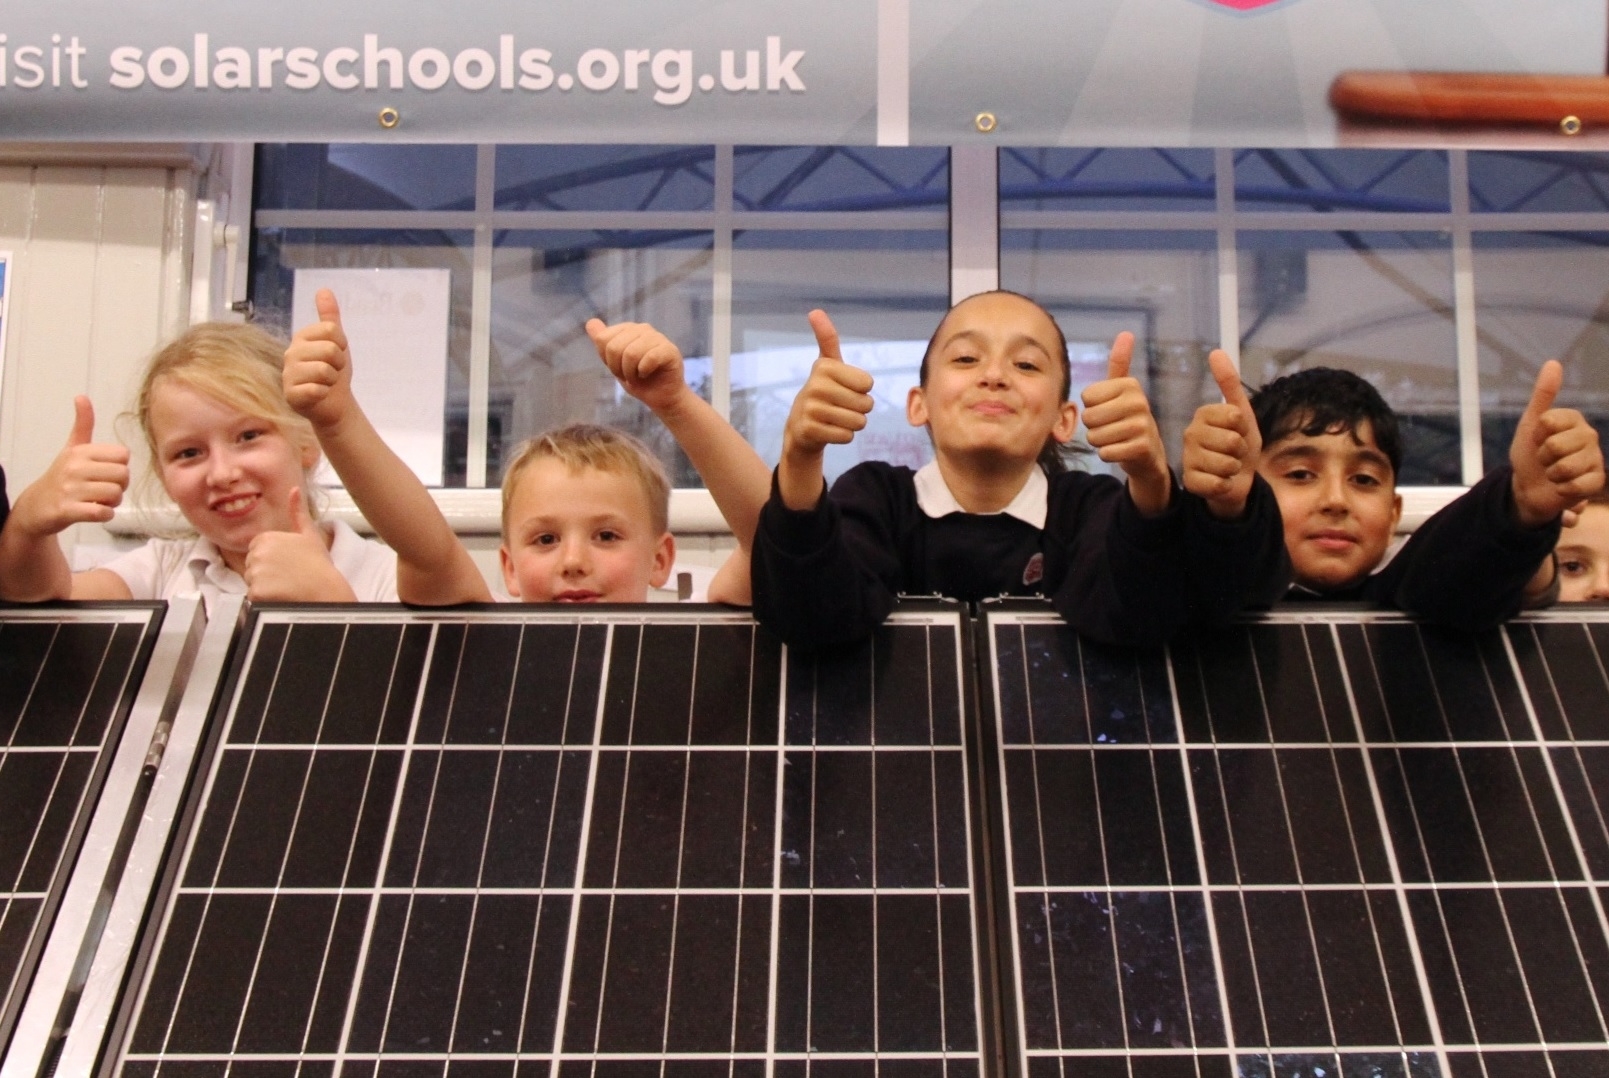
<box><xmin>648</xmin><ymin>532</ymin><xmax>676</xmax><ymax>588</ymax></box>
<box><xmin>499</xmin><ymin>544</ymin><xmax>521</xmax><ymax>598</ymax></box>
<box><xmin>301</xmin><ymin>443</ymin><xmax>322</xmax><ymax>471</ymax></box>
<box><xmin>1390</xmin><ymin>491</ymin><xmax>1404</xmax><ymax>534</ymax></box>
<box><xmin>906</xmin><ymin>385</ymin><xmax>928</xmax><ymax>428</ymax></box>
<box><xmin>1050</xmin><ymin>400</ymin><xmax>1079</xmax><ymax>444</ymax></box>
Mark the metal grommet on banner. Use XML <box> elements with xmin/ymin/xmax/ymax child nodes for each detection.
<box><xmin>1561</xmin><ymin>115</ymin><xmax>1583</xmax><ymax>136</ymax></box>
<box><xmin>378</xmin><ymin>107</ymin><xmax>401</xmax><ymax>130</ymax></box>
<box><xmin>974</xmin><ymin>112</ymin><xmax>998</xmax><ymax>134</ymax></box>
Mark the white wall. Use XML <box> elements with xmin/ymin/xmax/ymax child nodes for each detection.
<box><xmin>0</xmin><ymin>144</ymin><xmax>200</xmax><ymax>562</ymax></box>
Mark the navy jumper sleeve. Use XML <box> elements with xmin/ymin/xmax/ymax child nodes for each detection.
<box><xmin>1178</xmin><ymin>473</ymin><xmax>1292</xmax><ymax>625</ymax></box>
<box><xmin>1365</xmin><ymin>464</ymin><xmax>1559</xmax><ymax>630</ymax></box>
<box><xmin>1043</xmin><ymin>472</ymin><xmax>1191</xmax><ymax>647</ymax></box>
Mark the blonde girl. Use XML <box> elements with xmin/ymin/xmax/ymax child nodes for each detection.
<box><xmin>0</xmin><ymin>321</ymin><xmax>397</xmax><ymax>610</ymax></box>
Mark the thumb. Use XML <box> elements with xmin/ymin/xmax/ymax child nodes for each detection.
<box><xmin>315</xmin><ymin>288</ymin><xmax>342</xmax><ymax>328</ymax></box>
<box><xmin>585</xmin><ymin>317</ymin><xmax>608</xmax><ymax>346</ymax></box>
<box><xmin>1523</xmin><ymin>360</ymin><xmax>1563</xmax><ymax>425</ymax></box>
<box><xmin>1208</xmin><ymin>349</ymin><xmax>1251</xmax><ymax>411</ymax></box>
<box><xmin>1106</xmin><ymin>332</ymin><xmax>1135</xmax><ymax>380</ymax></box>
<box><xmin>288</xmin><ymin>486</ymin><xmax>318</xmax><ymax>537</ymax></box>
<box><xmin>67</xmin><ymin>395</ymin><xmax>95</xmax><ymax>447</ymax></box>
<box><xmin>809</xmin><ymin>309</ymin><xmax>843</xmax><ymax>362</ymax></box>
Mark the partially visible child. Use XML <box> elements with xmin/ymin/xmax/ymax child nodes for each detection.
<box><xmin>0</xmin><ymin>322</ymin><xmax>399</xmax><ymax>611</ymax></box>
<box><xmin>497</xmin><ymin>424</ymin><xmax>673</xmax><ymax>602</ymax></box>
<box><xmin>1535</xmin><ymin>491</ymin><xmax>1609</xmax><ymax>602</ymax></box>
<box><xmin>750</xmin><ymin>290</ymin><xmax>1289</xmax><ymax>649</ymax></box>
<box><xmin>1252</xmin><ymin>363</ymin><xmax>1604</xmax><ymax>627</ymax></box>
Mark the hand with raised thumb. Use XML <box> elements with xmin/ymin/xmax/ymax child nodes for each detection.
<box><xmin>775</xmin><ymin>309</ymin><xmax>874</xmax><ymax>511</ymax></box>
<box><xmin>1080</xmin><ymin>332</ymin><xmax>1171</xmax><ymax>516</ymax></box>
<box><xmin>11</xmin><ymin>396</ymin><xmax>131</xmax><ymax>538</ymax></box>
<box><xmin>586</xmin><ymin>317</ymin><xmax>689</xmax><ymax>414</ymax></box>
<box><xmin>243</xmin><ymin>486</ymin><xmax>355</xmax><ymax>602</ymax></box>
<box><xmin>284</xmin><ymin>288</ymin><xmax>356</xmax><ymax>431</ymax></box>
<box><xmin>783</xmin><ymin>309</ymin><xmax>875</xmax><ymax>461</ymax></box>
<box><xmin>1511</xmin><ymin>359</ymin><xmax>1605</xmax><ymax>528</ymax></box>
<box><xmin>1182</xmin><ymin>349</ymin><xmax>1261</xmax><ymax>520</ymax></box>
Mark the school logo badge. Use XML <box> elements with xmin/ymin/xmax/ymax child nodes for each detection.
<box><xmin>1022</xmin><ymin>552</ymin><xmax>1044</xmax><ymax>587</ymax></box>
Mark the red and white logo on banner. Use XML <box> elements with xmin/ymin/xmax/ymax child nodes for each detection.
<box><xmin>1207</xmin><ymin>0</ymin><xmax>1283</xmax><ymax>9</ymax></box>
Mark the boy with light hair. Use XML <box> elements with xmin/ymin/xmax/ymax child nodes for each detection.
<box><xmin>285</xmin><ymin>295</ymin><xmax>764</xmax><ymax>604</ymax></box>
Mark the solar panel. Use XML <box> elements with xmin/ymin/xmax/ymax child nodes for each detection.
<box><xmin>96</xmin><ymin>603</ymin><xmax>990</xmax><ymax>1078</ymax></box>
<box><xmin>0</xmin><ymin>603</ymin><xmax>173</xmax><ymax>1064</ymax></box>
<box><xmin>979</xmin><ymin>604</ymin><xmax>1609</xmax><ymax>1078</ymax></box>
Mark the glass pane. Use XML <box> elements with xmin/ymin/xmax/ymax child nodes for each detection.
<box><xmin>494</xmin><ymin>145</ymin><xmax>715</xmax><ymax>211</ymax></box>
<box><xmin>732</xmin><ymin>146</ymin><xmax>949</xmax><ymax>212</ymax></box>
<box><xmin>1001</xmin><ymin>230</ymin><xmax>1219</xmax><ymax>476</ymax></box>
<box><xmin>252</xmin><ymin>228</ymin><xmax>476</xmax><ymax>485</ymax></box>
<box><xmin>1469</xmin><ymin>151</ymin><xmax>1609</xmax><ymax>213</ymax></box>
<box><xmin>1237</xmin><ymin>231</ymin><xmax>1459</xmax><ymax>485</ymax></box>
<box><xmin>729</xmin><ymin>229</ymin><xmax>949</xmax><ymax>479</ymax></box>
<box><xmin>490</xmin><ymin>230</ymin><xmax>714</xmax><ymax>487</ymax></box>
<box><xmin>1473</xmin><ymin>231</ymin><xmax>1609</xmax><ymax>471</ymax></box>
<box><xmin>256</xmin><ymin>144</ymin><xmax>478</xmax><ymax>211</ymax></box>
<box><xmin>1000</xmin><ymin>148</ymin><xmax>1216</xmax><ymax>212</ymax></box>
<box><xmin>1235</xmin><ymin>149</ymin><xmax>1449</xmax><ymax>213</ymax></box>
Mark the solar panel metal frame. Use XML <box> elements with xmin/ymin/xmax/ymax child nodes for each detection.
<box><xmin>978</xmin><ymin>600</ymin><xmax>1609</xmax><ymax>1078</ymax></box>
<box><xmin>91</xmin><ymin>600</ymin><xmax>999</xmax><ymax>1078</ymax></box>
<box><xmin>47</xmin><ymin>595</ymin><xmax>245</xmax><ymax>1078</ymax></box>
<box><xmin>0</xmin><ymin>600</ymin><xmax>182</xmax><ymax>1075</ymax></box>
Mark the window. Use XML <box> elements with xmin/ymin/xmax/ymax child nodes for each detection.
<box><xmin>252</xmin><ymin>144</ymin><xmax>1609</xmax><ymax>507</ymax></box>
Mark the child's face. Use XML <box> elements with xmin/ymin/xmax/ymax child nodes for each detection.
<box><xmin>907</xmin><ymin>293</ymin><xmax>1077</xmax><ymax>467</ymax></box>
<box><xmin>500</xmin><ymin>459</ymin><xmax>674</xmax><ymax>603</ymax></box>
<box><xmin>1257</xmin><ymin>418</ymin><xmax>1403</xmax><ymax>592</ymax></box>
<box><xmin>149</xmin><ymin>380</ymin><xmax>316</xmax><ymax>573</ymax></box>
<box><xmin>1556</xmin><ymin>504</ymin><xmax>1609</xmax><ymax>601</ymax></box>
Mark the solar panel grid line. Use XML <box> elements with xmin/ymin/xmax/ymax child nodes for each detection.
<box><xmin>1292</xmin><ymin>627</ymin><xmax>1425</xmax><ymax>1062</ymax></box>
<box><xmin>329</xmin><ymin>620</ymin><xmax>443</xmax><ymax>1078</ymax></box>
<box><xmin>442</xmin><ymin>623</ymin><xmax>525</xmax><ymax>1066</ymax></box>
<box><xmin>1252</xmin><ymin>633</ymin><xmax>1361</xmax><ymax>1054</ymax></box>
<box><xmin>1194</xmin><ymin>624</ymin><xmax>1406</xmax><ymax>1071</ymax></box>
<box><xmin>1368</xmin><ymin>628</ymin><xmax>1567</xmax><ymax>1059</ymax></box>
<box><xmin>1171</xmin><ymin>631</ymin><xmax>1258</xmax><ymax>1060</ymax></box>
<box><xmin>3</xmin><ymin>623</ymin><xmax>115</xmax><ymax>906</ymax></box>
<box><xmin>763</xmin><ymin>636</ymin><xmax>787</xmax><ymax>1078</ymax></box>
<box><xmin>1497</xmin><ymin>627</ymin><xmax>1609</xmax><ymax>1040</ymax></box>
<box><xmin>226</xmin><ymin>623</ymin><xmax>353</xmax><ymax>1062</ymax></box>
<box><xmin>1330</xmin><ymin>621</ymin><xmax>1469</xmax><ymax>1076</ymax></box>
<box><xmin>544</xmin><ymin>621</ymin><xmax>614</xmax><ymax>1078</ymax></box>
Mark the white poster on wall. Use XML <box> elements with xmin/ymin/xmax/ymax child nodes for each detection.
<box><xmin>291</xmin><ymin>267</ymin><xmax>450</xmax><ymax>486</ymax></box>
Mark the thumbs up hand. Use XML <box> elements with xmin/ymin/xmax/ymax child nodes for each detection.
<box><xmin>775</xmin><ymin>309</ymin><xmax>875</xmax><ymax>511</ymax></box>
<box><xmin>783</xmin><ymin>309</ymin><xmax>876</xmax><ymax>460</ymax></box>
<box><xmin>243</xmin><ymin>487</ymin><xmax>355</xmax><ymax>601</ymax></box>
<box><xmin>1510</xmin><ymin>360</ymin><xmax>1605</xmax><ymax>528</ymax></box>
<box><xmin>1080</xmin><ymin>332</ymin><xmax>1171</xmax><ymax>516</ymax></box>
<box><xmin>586</xmin><ymin>318</ymin><xmax>689</xmax><ymax>414</ymax></box>
<box><xmin>284</xmin><ymin>288</ymin><xmax>356</xmax><ymax>432</ymax></box>
<box><xmin>11</xmin><ymin>396</ymin><xmax>131</xmax><ymax>538</ymax></box>
<box><xmin>1183</xmin><ymin>349</ymin><xmax>1262</xmax><ymax>520</ymax></box>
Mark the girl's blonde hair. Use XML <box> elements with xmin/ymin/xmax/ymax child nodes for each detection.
<box><xmin>129</xmin><ymin>321</ymin><xmax>322</xmax><ymax>523</ymax></box>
